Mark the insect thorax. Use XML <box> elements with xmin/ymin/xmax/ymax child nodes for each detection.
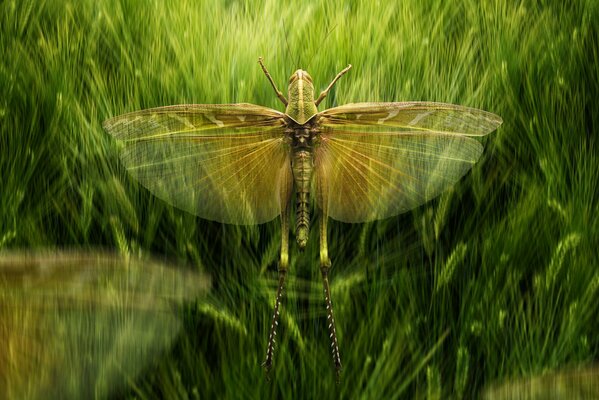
<box><xmin>285</xmin><ymin>69</ymin><xmax>318</xmax><ymax>124</ymax></box>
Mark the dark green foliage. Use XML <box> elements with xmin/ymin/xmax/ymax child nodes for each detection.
<box><xmin>1</xmin><ymin>0</ymin><xmax>597</xmax><ymax>398</ymax></box>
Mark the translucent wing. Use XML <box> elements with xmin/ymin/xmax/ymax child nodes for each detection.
<box><xmin>315</xmin><ymin>102</ymin><xmax>502</xmax><ymax>222</ymax></box>
<box><xmin>103</xmin><ymin>104</ymin><xmax>291</xmax><ymax>225</ymax></box>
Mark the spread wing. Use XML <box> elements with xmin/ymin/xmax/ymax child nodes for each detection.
<box><xmin>103</xmin><ymin>104</ymin><xmax>291</xmax><ymax>225</ymax></box>
<box><xmin>314</xmin><ymin>102</ymin><xmax>502</xmax><ymax>223</ymax></box>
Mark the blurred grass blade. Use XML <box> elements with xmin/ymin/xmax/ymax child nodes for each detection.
<box><xmin>483</xmin><ymin>366</ymin><xmax>599</xmax><ymax>400</ymax></box>
<box><xmin>0</xmin><ymin>250</ymin><xmax>210</xmax><ymax>400</ymax></box>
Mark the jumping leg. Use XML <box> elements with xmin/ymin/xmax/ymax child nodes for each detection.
<box><xmin>319</xmin><ymin>210</ymin><xmax>342</xmax><ymax>380</ymax></box>
<box><xmin>262</xmin><ymin>167</ymin><xmax>293</xmax><ymax>376</ymax></box>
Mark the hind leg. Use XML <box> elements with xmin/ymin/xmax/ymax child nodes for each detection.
<box><xmin>319</xmin><ymin>209</ymin><xmax>342</xmax><ymax>380</ymax></box>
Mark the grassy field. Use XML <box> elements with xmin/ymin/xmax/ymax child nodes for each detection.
<box><xmin>1</xmin><ymin>0</ymin><xmax>598</xmax><ymax>398</ymax></box>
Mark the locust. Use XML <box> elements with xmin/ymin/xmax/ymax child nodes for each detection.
<box><xmin>102</xmin><ymin>58</ymin><xmax>502</xmax><ymax>380</ymax></box>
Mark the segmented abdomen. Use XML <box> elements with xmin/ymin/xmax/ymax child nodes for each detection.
<box><xmin>292</xmin><ymin>149</ymin><xmax>313</xmax><ymax>250</ymax></box>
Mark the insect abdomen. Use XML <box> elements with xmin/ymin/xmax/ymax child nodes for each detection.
<box><xmin>292</xmin><ymin>149</ymin><xmax>313</xmax><ymax>250</ymax></box>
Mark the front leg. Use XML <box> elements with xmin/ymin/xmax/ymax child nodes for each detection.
<box><xmin>258</xmin><ymin>57</ymin><xmax>288</xmax><ymax>107</ymax></box>
<box><xmin>314</xmin><ymin>64</ymin><xmax>352</xmax><ymax>106</ymax></box>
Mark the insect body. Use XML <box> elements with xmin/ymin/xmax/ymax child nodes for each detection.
<box><xmin>289</xmin><ymin>121</ymin><xmax>315</xmax><ymax>250</ymax></box>
<box><xmin>103</xmin><ymin>58</ymin><xmax>502</xmax><ymax>380</ymax></box>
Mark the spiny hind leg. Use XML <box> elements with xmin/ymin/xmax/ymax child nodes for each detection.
<box><xmin>262</xmin><ymin>210</ymin><xmax>289</xmax><ymax>377</ymax></box>
<box><xmin>319</xmin><ymin>211</ymin><xmax>342</xmax><ymax>380</ymax></box>
<box><xmin>262</xmin><ymin>168</ymin><xmax>293</xmax><ymax>377</ymax></box>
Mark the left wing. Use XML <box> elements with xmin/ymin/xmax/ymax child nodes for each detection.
<box><xmin>314</xmin><ymin>102</ymin><xmax>502</xmax><ymax>223</ymax></box>
<box><xmin>103</xmin><ymin>104</ymin><xmax>290</xmax><ymax>225</ymax></box>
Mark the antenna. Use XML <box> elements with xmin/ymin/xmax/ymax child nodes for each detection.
<box><xmin>306</xmin><ymin>23</ymin><xmax>338</xmax><ymax>70</ymax></box>
<box><xmin>282</xmin><ymin>21</ymin><xmax>299</xmax><ymax>68</ymax></box>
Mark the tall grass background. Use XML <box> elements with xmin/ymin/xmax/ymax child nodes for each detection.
<box><xmin>1</xmin><ymin>0</ymin><xmax>598</xmax><ymax>398</ymax></box>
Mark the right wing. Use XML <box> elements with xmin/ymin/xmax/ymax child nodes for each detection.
<box><xmin>314</xmin><ymin>102</ymin><xmax>502</xmax><ymax>222</ymax></box>
<box><xmin>103</xmin><ymin>104</ymin><xmax>291</xmax><ymax>225</ymax></box>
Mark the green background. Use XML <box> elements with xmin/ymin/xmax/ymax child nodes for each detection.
<box><xmin>1</xmin><ymin>0</ymin><xmax>598</xmax><ymax>398</ymax></box>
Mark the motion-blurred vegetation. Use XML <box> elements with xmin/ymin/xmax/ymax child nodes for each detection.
<box><xmin>1</xmin><ymin>0</ymin><xmax>597</xmax><ymax>398</ymax></box>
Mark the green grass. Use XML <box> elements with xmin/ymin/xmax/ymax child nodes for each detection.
<box><xmin>1</xmin><ymin>0</ymin><xmax>598</xmax><ymax>398</ymax></box>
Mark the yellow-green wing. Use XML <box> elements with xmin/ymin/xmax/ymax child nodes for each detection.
<box><xmin>103</xmin><ymin>104</ymin><xmax>291</xmax><ymax>225</ymax></box>
<box><xmin>315</xmin><ymin>102</ymin><xmax>502</xmax><ymax>223</ymax></box>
